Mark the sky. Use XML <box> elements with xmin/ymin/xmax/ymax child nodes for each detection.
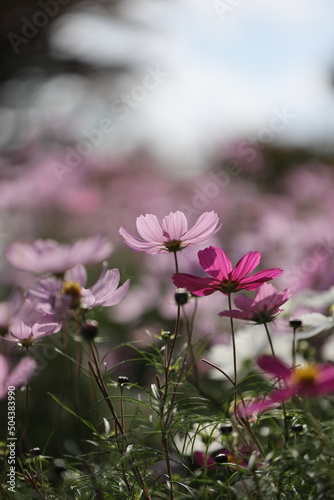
<box><xmin>30</xmin><ymin>0</ymin><xmax>334</xmax><ymax>173</ymax></box>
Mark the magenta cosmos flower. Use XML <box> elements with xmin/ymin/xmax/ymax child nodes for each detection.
<box><xmin>172</xmin><ymin>246</ymin><xmax>283</xmax><ymax>296</ymax></box>
<box><xmin>240</xmin><ymin>355</ymin><xmax>334</xmax><ymax>417</ymax></box>
<box><xmin>5</xmin><ymin>235</ymin><xmax>112</xmax><ymax>274</ymax></box>
<box><xmin>119</xmin><ymin>211</ymin><xmax>220</xmax><ymax>254</ymax></box>
<box><xmin>27</xmin><ymin>263</ymin><xmax>130</xmax><ymax>318</ymax></box>
<box><xmin>219</xmin><ymin>283</ymin><xmax>292</xmax><ymax>323</ymax></box>
<box><xmin>0</xmin><ymin>354</ymin><xmax>36</xmax><ymax>399</ymax></box>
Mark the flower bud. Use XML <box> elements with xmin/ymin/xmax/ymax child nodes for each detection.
<box><xmin>29</xmin><ymin>447</ymin><xmax>41</xmax><ymax>456</ymax></box>
<box><xmin>118</xmin><ymin>376</ymin><xmax>129</xmax><ymax>386</ymax></box>
<box><xmin>219</xmin><ymin>424</ymin><xmax>233</xmax><ymax>435</ymax></box>
<box><xmin>81</xmin><ymin>320</ymin><xmax>99</xmax><ymax>341</ymax></box>
<box><xmin>215</xmin><ymin>453</ymin><xmax>228</xmax><ymax>464</ymax></box>
<box><xmin>289</xmin><ymin>319</ymin><xmax>302</xmax><ymax>329</ymax></box>
<box><xmin>291</xmin><ymin>424</ymin><xmax>304</xmax><ymax>433</ymax></box>
<box><xmin>174</xmin><ymin>289</ymin><xmax>189</xmax><ymax>306</ymax></box>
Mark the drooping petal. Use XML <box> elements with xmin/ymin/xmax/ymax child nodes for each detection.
<box><xmin>198</xmin><ymin>247</ymin><xmax>232</xmax><ymax>279</ymax></box>
<box><xmin>257</xmin><ymin>355</ymin><xmax>291</xmax><ymax>379</ymax></box>
<box><xmin>218</xmin><ymin>309</ymin><xmax>250</xmax><ymax>320</ymax></box>
<box><xmin>161</xmin><ymin>211</ymin><xmax>188</xmax><ymax>239</ymax></box>
<box><xmin>119</xmin><ymin>227</ymin><xmax>160</xmax><ymax>253</ymax></box>
<box><xmin>172</xmin><ymin>273</ymin><xmax>217</xmax><ymax>296</ymax></box>
<box><xmin>230</xmin><ymin>252</ymin><xmax>261</xmax><ymax>281</ymax></box>
<box><xmin>183</xmin><ymin>212</ymin><xmax>221</xmax><ymax>244</ymax></box>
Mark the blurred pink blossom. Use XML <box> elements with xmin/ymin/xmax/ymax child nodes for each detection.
<box><xmin>5</xmin><ymin>235</ymin><xmax>112</xmax><ymax>274</ymax></box>
<box><xmin>0</xmin><ymin>354</ymin><xmax>36</xmax><ymax>399</ymax></box>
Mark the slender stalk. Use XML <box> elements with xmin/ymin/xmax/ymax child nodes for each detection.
<box><xmin>227</xmin><ymin>293</ymin><xmax>237</xmax><ymax>386</ymax></box>
<box><xmin>263</xmin><ymin>322</ymin><xmax>276</xmax><ymax>357</ymax></box>
<box><xmin>292</xmin><ymin>326</ymin><xmax>297</xmax><ymax>367</ymax></box>
<box><xmin>263</xmin><ymin>324</ymin><xmax>289</xmax><ymax>442</ymax></box>
<box><xmin>88</xmin><ymin>354</ymin><xmax>151</xmax><ymax>499</ymax></box>
<box><xmin>227</xmin><ymin>293</ymin><xmax>239</xmax><ymax>419</ymax></box>
<box><xmin>120</xmin><ymin>385</ymin><xmax>125</xmax><ymax>432</ymax></box>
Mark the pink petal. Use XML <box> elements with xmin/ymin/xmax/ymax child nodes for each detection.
<box><xmin>9</xmin><ymin>319</ymin><xmax>32</xmax><ymax>341</ymax></box>
<box><xmin>198</xmin><ymin>246</ymin><xmax>232</xmax><ymax>279</ymax></box>
<box><xmin>172</xmin><ymin>273</ymin><xmax>217</xmax><ymax>296</ymax></box>
<box><xmin>257</xmin><ymin>355</ymin><xmax>291</xmax><ymax>379</ymax></box>
<box><xmin>230</xmin><ymin>252</ymin><xmax>261</xmax><ymax>281</ymax></box>
<box><xmin>136</xmin><ymin>214</ymin><xmax>164</xmax><ymax>242</ymax></box>
<box><xmin>218</xmin><ymin>309</ymin><xmax>250</xmax><ymax>320</ymax></box>
<box><xmin>254</xmin><ymin>283</ymin><xmax>277</xmax><ymax>302</ymax></box>
<box><xmin>161</xmin><ymin>211</ymin><xmax>188</xmax><ymax>240</ymax></box>
<box><xmin>313</xmin><ymin>365</ymin><xmax>334</xmax><ymax>395</ymax></box>
<box><xmin>90</xmin><ymin>268</ymin><xmax>130</xmax><ymax>307</ymax></box>
<box><xmin>65</xmin><ymin>264</ymin><xmax>87</xmax><ymax>286</ymax></box>
<box><xmin>239</xmin><ymin>387</ymin><xmax>296</xmax><ymax>417</ymax></box>
<box><xmin>119</xmin><ymin>227</ymin><xmax>159</xmax><ymax>253</ymax></box>
<box><xmin>233</xmin><ymin>294</ymin><xmax>253</xmax><ymax>312</ymax></box>
<box><xmin>6</xmin><ymin>357</ymin><xmax>36</xmax><ymax>391</ymax></box>
<box><xmin>183</xmin><ymin>212</ymin><xmax>221</xmax><ymax>244</ymax></box>
<box><xmin>238</xmin><ymin>268</ymin><xmax>283</xmax><ymax>289</ymax></box>
<box><xmin>193</xmin><ymin>451</ymin><xmax>218</xmax><ymax>469</ymax></box>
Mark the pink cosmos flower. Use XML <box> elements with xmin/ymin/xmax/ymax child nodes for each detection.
<box><xmin>27</xmin><ymin>263</ymin><xmax>130</xmax><ymax>318</ymax></box>
<box><xmin>6</xmin><ymin>315</ymin><xmax>61</xmax><ymax>348</ymax></box>
<box><xmin>240</xmin><ymin>355</ymin><xmax>334</xmax><ymax>417</ymax></box>
<box><xmin>172</xmin><ymin>246</ymin><xmax>283</xmax><ymax>296</ymax></box>
<box><xmin>5</xmin><ymin>235</ymin><xmax>112</xmax><ymax>274</ymax></box>
<box><xmin>0</xmin><ymin>354</ymin><xmax>36</xmax><ymax>399</ymax></box>
<box><xmin>219</xmin><ymin>283</ymin><xmax>293</xmax><ymax>323</ymax></box>
<box><xmin>119</xmin><ymin>211</ymin><xmax>220</xmax><ymax>254</ymax></box>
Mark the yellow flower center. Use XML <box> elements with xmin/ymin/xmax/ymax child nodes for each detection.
<box><xmin>61</xmin><ymin>281</ymin><xmax>82</xmax><ymax>309</ymax></box>
<box><xmin>291</xmin><ymin>365</ymin><xmax>319</xmax><ymax>385</ymax></box>
<box><xmin>61</xmin><ymin>281</ymin><xmax>82</xmax><ymax>297</ymax></box>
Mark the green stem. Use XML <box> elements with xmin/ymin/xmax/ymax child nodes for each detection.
<box><xmin>263</xmin><ymin>322</ymin><xmax>276</xmax><ymax>358</ymax></box>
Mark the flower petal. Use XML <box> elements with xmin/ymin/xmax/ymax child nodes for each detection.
<box><xmin>218</xmin><ymin>309</ymin><xmax>250</xmax><ymax>320</ymax></box>
<box><xmin>136</xmin><ymin>214</ymin><xmax>164</xmax><ymax>242</ymax></box>
<box><xmin>230</xmin><ymin>252</ymin><xmax>261</xmax><ymax>281</ymax></box>
<box><xmin>183</xmin><ymin>212</ymin><xmax>221</xmax><ymax>244</ymax></box>
<box><xmin>65</xmin><ymin>264</ymin><xmax>87</xmax><ymax>286</ymax></box>
<box><xmin>233</xmin><ymin>294</ymin><xmax>253</xmax><ymax>312</ymax></box>
<box><xmin>238</xmin><ymin>268</ymin><xmax>283</xmax><ymax>290</ymax></box>
<box><xmin>257</xmin><ymin>355</ymin><xmax>291</xmax><ymax>379</ymax></box>
<box><xmin>172</xmin><ymin>273</ymin><xmax>217</xmax><ymax>296</ymax></box>
<box><xmin>119</xmin><ymin>227</ymin><xmax>160</xmax><ymax>253</ymax></box>
<box><xmin>161</xmin><ymin>211</ymin><xmax>188</xmax><ymax>239</ymax></box>
<box><xmin>198</xmin><ymin>246</ymin><xmax>232</xmax><ymax>279</ymax></box>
